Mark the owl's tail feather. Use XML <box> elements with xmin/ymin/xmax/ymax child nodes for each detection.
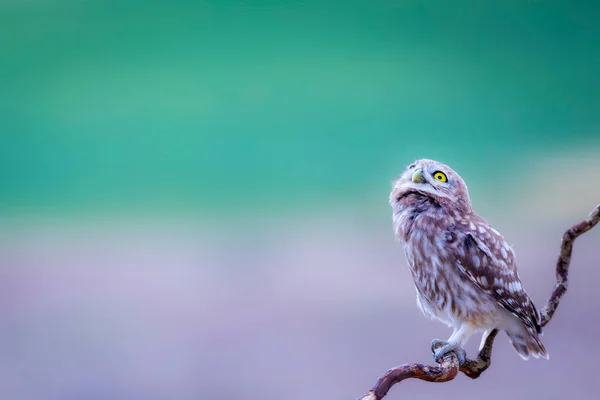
<box><xmin>507</xmin><ymin>328</ymin><xmax>549</xmax><ymax>360</ymax></box>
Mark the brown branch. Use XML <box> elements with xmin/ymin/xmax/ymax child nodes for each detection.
<box><xmin>358</xmin><ymin>204</ymin><xmax>600</xmax><ymax>400</ymax></box>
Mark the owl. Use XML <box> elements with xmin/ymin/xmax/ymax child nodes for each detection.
<box><xmin>389</xmin><ymin>159</ymin><xmax>548</xmax><ymax>362</ymax></box>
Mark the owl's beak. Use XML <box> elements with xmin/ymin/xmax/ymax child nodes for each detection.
<box><xmin>411</xmin><ymin>169</ymin><xmax>426</xmax><ymax>183</ymax></box>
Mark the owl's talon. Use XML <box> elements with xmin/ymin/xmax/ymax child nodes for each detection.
<box><xmin>430</xmin><ymin>339</ymin><xmax>447</xmax><ymax>353</ymax></box>
<box><xmin>432</xmin><ymin>341</ymin><xmax>467</xmax><ymax>365</ymax></box>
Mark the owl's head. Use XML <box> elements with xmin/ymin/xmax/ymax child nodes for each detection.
<box><xmin>390</xmin><ymin>159</ymin><xmax>472</xmax><ymax>213</ymax></box>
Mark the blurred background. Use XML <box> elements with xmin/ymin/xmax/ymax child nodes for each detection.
<box><xmin>1</xmin><ymin>1</ymin><xmax>599</xmax><ymax>399</ymax></box>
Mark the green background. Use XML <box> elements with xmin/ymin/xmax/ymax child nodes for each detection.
<box><xmin>1</xmin><ymin>0</ymin><xmax>598</xmax><ymax>217</ymax></box>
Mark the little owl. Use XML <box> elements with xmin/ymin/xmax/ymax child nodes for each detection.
<box><xmin>390</xmin><ymin>159</ymin><xmax>548</xmax><ymax>362</ymax></box>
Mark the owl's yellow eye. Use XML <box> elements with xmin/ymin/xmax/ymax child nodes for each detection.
<box><xmin>433</xmin><ymin>171</ymin><xmax>447</xmax><ymax>183</ymax></box>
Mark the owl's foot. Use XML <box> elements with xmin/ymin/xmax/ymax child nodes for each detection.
<box><xmin>431</xmin><ymin>339</ymin><xmax>466</xmax><ymax>365</ymax></box>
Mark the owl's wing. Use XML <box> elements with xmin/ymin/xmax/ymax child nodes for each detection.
<box><xmin>452</xmin><ymin>221</ymin><xmax>541</xmax><ymax>333</ymax></box>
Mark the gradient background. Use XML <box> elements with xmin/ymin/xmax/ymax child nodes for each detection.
<box><xmin>1</xmin><ymin>1</ymin><xmax>599</xmax><ymax>399</ymax></box>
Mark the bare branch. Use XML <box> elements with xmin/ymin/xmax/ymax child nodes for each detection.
<box><xmin>358</xmin><ymin>204</ymin><xmax>600</xmax><ymax>400</ymax></box>
<box><xmin>541</xmin><ymin>204</ymin><xmax>600</xmax><ymax>326</ymax></box>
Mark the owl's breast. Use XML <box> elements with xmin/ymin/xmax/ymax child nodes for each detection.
<box><xmin>401</xmin><ymin>216</ymin><xmax>451</xmax><ymax>302</ymax></box>
<box><xmin>399</xmin><ymin>212</ymin><xmax>499</xmax><ymax>326</ymax></box>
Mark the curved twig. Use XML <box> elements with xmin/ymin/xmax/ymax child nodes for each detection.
<box><xmin>358</xmin><ymin>204</ymin><xmax>600</xmax><ymax>400</ymax></box>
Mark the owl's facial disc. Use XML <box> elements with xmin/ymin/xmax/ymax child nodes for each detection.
<box><xmin>390</xmin><ymin>159</ymin><xmax>471</xmax><ymax>212</ymax></box>
<box><xmin>399</xmin><ymin>167</ymin><xmax>449</xmax><ymax>198</ymax></box>
<box><xmin>391</xmin><ymin>159</ymin><xmax>471</xmax><ymax>209</ymax></box>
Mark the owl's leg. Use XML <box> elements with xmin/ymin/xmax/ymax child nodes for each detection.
<box><xmin>431</xmin><ymin>323</ymin><xmax>475</xmax><ymax>364</ymax></box>
<box><xmin>430</xmin><ymin>327</ymin><xmax>457</xmax><ymax>354</ymax></box>
<box><xmin>479</xmin><ymin>329</ymin><xmax>493</xmax><ymax>351</ymax></box>
<box><xmin>448</xmin><ymin>322</ymin><xmax>476</xmax><ymax>346</ymax></box>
